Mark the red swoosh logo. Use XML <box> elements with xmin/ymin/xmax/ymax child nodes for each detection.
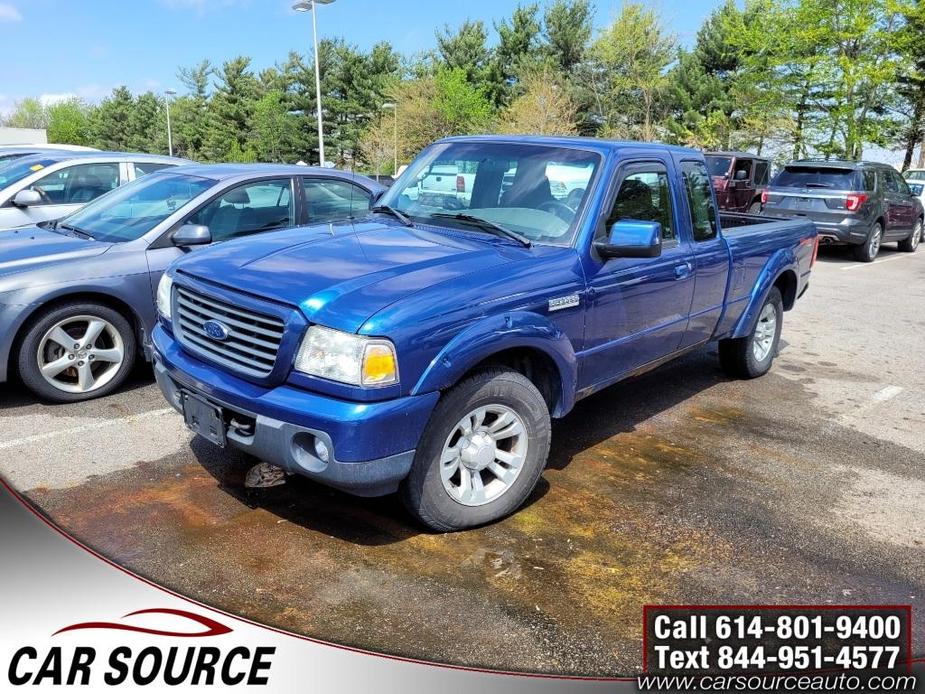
<box><xmin>54</xmin><ymin>608</ymin><xmax>232</xmax><ymax>638</ymax></box>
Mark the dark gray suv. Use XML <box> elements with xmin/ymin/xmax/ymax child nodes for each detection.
<box><xmin>761</xmin><ymin>160</ymin><xmax>923</xmax><ymax>261</ymax></box>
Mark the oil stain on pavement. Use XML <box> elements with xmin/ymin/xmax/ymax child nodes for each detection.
<box><xmin>22</xmin><ymin>349</ymin><xmax>925</xmax><ymax>676</ymax></box>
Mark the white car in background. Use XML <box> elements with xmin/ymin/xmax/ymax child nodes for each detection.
<box><xmin>904</xmin><ymin>168</ymin><xmax>925</xmax><ymax>204</ymax></box>
<box><xmin>0</xmin><ymin>151</ymin><xmax>190</xmax><ymax>229</ymax></box>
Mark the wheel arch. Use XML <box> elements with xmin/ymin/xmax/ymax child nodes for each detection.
<box><xmin>411</xmin><ymin>311</ymin><xmax>578</xmax><ymax>417</ymax></box>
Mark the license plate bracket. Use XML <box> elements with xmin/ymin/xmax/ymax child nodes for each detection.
<box><xmin>181</xmin><ymin>392</ymin><xmax>226</xmax><ymax>447</ymax></box>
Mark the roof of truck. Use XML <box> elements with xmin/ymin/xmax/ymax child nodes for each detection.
<box><xmin>437</xmin><ymin>134</ymin><xmax>702</xmax><ymax>156</ymax></box>
<box><xmin>705</xmin><ymin>151</ymin><xmax>769</xmax><ymax>160</ymax></box>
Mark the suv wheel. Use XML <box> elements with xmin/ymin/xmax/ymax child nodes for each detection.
<box><xmin>401</xmin><ymin>368</ymin><xmax>551</xmax><ymax>532</ymax></box>
<box><xmin>17</xmin><ymin>302</ymin><xmax>136</xmax><ymax>403</ymax></box>
<box><xmin>718</xmin><ymin>288</ymin><xmax>783</xmax><ymax>379</ymax></box>
<box><xmin>853</xmin><ymin>222</ymin><xmax>883</xmax><ymax>262</ymax></box>
<box><xmin>898</xmin><ymin>218</ymin><xmax>922</xmax><ymax>253</ymax></box>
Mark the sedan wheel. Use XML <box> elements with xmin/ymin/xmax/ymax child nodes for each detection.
<box><xmin>18</xmin><ymin>302</ymin><xmax>137</xmax><ymax>403</ymax></box>
<box><xmin>37</xmin><ymin>315</ymin><xmax>125</xmax><ymax>394</ymax></box>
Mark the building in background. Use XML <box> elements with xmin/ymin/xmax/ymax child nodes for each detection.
<box><xmin>0</xmin><ymin>127</ymin><xmax>47</xmax><ymax>145</ymax></box>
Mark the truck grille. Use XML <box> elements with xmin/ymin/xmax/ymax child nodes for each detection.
<box><xmin>174</xmin><ymin>285</ymin><xmax>285</xmax><ymax>378</ymax></box>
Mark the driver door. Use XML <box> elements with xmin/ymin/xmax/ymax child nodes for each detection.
<box><xmin>581</xmin><ymin>160</ymin><xmax>695</xmax><ymax>388</ymax></box>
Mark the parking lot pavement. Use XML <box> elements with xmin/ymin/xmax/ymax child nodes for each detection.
<box><xmin>2</xmin><ymin>244</ymin><xmax>924</xmax><ymax>676</ymax></box>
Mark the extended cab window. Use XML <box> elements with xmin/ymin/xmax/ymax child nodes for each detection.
<box><xmin>606</xmin><ymin>164</ymin><xmax>675</xmax><ymax>242</ymax></box>
<box><xmin>681</xmin><ymin>161</ymin><xmax>718</xmax><ymax>242</ymax></box>
<box><xmin>303</xmin><ymin>178</ymin><xmax>372</xmax><ymax>223</ymax></box>
<box><xmin>28</xmin><ymin>162</ymin><xmax>120</xmax><ymax>205</ymax></box>
<box><xmin>187</xmin><ymin>179</ymin><xmax>294</xmax><ymax>242</ymax></box>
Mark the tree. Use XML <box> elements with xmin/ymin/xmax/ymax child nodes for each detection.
<box><xmin>204</xmin><ymin>56</ymin><xmax>261</xmax><ymax>161</ymax></box>
<box><xmin>498</xmin><ymin>67</ymin><xmax>578</xmax><ymax>135</ymax></box>
<box><xmin>542</xmin><ymin>0</ymin><xmax>594</xmax><ymax>74</ymax></box>
<box><xmin>590</xmin><ymin>3</ymin><xmax>676</xmax><ymax>141</ymax></box>
<box><xmin>89</xmin><ymin>87</ymin><xmax>136</xmax><ymax>150</ymax></box>
<box><xmin>490</xmin><ymin>4</ymin><xmax>542</xmax><ymax>105</ymax></box>
<box><xmin>251</xmin><ymin>90</ymin><xmax>297</xmax><ymax>162</ymax></box>
<box><xmin>5</xmin><ymin>98</ymin><xmax>46</xmax><ymax>129</ymax></box>
<box><xmin>46</xmin><ymin>99</ymin><xmax>91</xmax><ymax>145</ymax></box>
<box><xmin>127</xmin><ymin>91</ymin><xmax>166</xmax><ymax>153</ymax></box>
<box><xmin>173</xmin><ymin>60</ymin><xmax>213</xmax><ymax>159</ymax></box>
<box><xmin>894</xmin><ymin>0</ymin><xmax>925</xmax><ymax>169</ymax></box>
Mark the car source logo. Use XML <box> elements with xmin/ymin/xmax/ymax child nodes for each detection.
<box><xmin>203</xmin><ymin>320</ymin><xmax>231</xmax><ymax>341</ymax></box>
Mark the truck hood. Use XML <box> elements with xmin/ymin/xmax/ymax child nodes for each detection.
<box><xmin>0</xmin><ymin>225</ymin><xmax>111</xmax><ymax>279</ymax></box>
<box><xmin>176</xmin><ymin>219</ymin><xmax>525</xmax><ymax>333</ymax></box>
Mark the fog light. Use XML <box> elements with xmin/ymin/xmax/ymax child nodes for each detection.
<box><xmin>314</xmin><ymin>438</ymin><xmax>330</xmax><ymax>463</ymax></box>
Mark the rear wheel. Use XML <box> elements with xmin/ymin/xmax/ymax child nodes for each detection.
<box><xmin>400</xmin><ymin>368</ymin><xmax>551</xmax><ymax>532</ymax></box>
<box><xmin>747</xmin><ymin>201</ymin><xmax>762</xmax><ymax>214</ymax></box>
<box><xmin>898</xmin><ymin>218</ymin><xmax>922</xmax><ymax>253</ymax></box>
<box><xmin>17</xmin><ymin>302</ymin><xmax>136</xmax><ymax>403</ymax></box>
<box><xmin>853</xmin><ymin>222</ymin><xmax>883</xmax><ymax>262</ymax></box>
<box><xmin>718</xmin><ymin>288</ymin><xmax>783</xmax><ymax>379</ymax></box>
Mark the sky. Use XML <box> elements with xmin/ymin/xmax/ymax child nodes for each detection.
<box><xmin>0</xmin><ymin>0</ymin><xmax>723</xmax><ymax>114</ymax></box>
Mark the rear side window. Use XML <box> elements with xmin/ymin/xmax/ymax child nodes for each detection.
<box><xmin>753</xmin><ymin>161</ymin><xmax>770</xmax><ymax>186</ymax></box>
<box><xmin>863</xmin><ymin>170</ymin><xmax>877</xmax><ymax>192</ymax></box>
<box><xmin>681</xmin><ymin>161</ymin><xmax>718</xmax><ymax>242</ymax></box>
<box><xmin>879</xmin><ymin>170</ymin><xmax>899</xmax><ymax>193</ymax></box>
<box><xmin>773</xmin><ymin>166</ymin><xmax>860</xmax><ymax>190</ymax></box>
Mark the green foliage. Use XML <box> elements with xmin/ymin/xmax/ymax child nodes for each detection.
<box><xmin>5</xmin><ymin>98</ymin><xmax>47</xmax><ymax>129</ymax></box>
<box><xmin>46</xmin><ymin>99</ymin><xmax>91</xmax><ymax>146</ymax></box>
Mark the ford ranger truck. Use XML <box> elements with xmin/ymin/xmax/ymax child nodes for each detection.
<box><xmin>152</xmin><ymin>136</ymin><xmax>817</xmax><ymax>532</ymax></box>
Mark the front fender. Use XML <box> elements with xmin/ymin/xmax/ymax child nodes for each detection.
<box><xmin>730</xmin><ymin>248</ymin><xmax>798</xmax><ymax>339</ymax></box>
<box><xmin>411</xmin><ymin>311</ymin><xmax>578</xmax><ymax>417</ymax></box>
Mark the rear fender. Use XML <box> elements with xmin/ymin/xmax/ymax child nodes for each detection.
<box><xmin>730</xmin><ymin>248</ymin><xmax>797</xmax><ymax>339</ymax></box>
<box><xmin>411</xmin><ymin>311</ymin><xmax>578</xmax><ymax>417</ymax></box>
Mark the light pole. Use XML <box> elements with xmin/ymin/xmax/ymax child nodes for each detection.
<box><xmin>382</xmin><ymin>102</ymin><xmax>397</xmax><ymax>174</ymax></box>
<box><xmin>293</xmin><ymin>0</ymin><xmax>335</xmax><ymax>167</ymax></box>
<box><xmin>164</xmin><ymin>89</ymin><xmax>177</xmax><ymax>157</ymax></box>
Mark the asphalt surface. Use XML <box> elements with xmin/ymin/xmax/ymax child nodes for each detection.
<box><xmin>1</xmin><ymin>243</ymin><xmax>924</xmax><ymax>676</ymax></box>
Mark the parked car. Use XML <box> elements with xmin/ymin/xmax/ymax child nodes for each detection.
<box><xmin>151</xmin><ymin>135</ymin><xmax>816</xmax><ymax>531</ymax></box>
<box><xmin>704</xmin><ymin>151</ymin><xmax>771</xmax><ymax>213</ymax></box>
<box><xmin>761</xmin><ymin>159</ymin><xmax>923</xmax><ymax>261</ymax></box>
<box><xmin>0</xmin><ymin>164</ymin><xmax>383</xmax><ymax>403</ymax></box>
<box><xmin>0</xmin><ymin>146</ymin><xmax>98</xmax><ymax>165</ymax></box>
<box><xmin>903</xmin><ymin>169</ymin><xmax>925</xmax><ymax>206</ymax></box>
<box><xmin>0</xmin><ymin>151</ymin><xmax>190</xmax><ymax>230</ymax></box>
<box><xmin>358</xmin><ymin>174</ymin><xmax>395</xmax><ymax>187</ymax></box>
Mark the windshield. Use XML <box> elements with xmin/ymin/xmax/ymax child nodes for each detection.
<box><xmin>61</xmin><ymin>172</ymin><xmax>215</xmax><ymax>243</ymax></box>
<box><xmin>704</xmin><ymin>156</ymin><xmax>733</xmax><ymax>177</ymax></box>
<box><xmin>904</xmin><ymin>170</ymin><xmax>925</xmax><ymax>181</ymax></box>
<box><xmin>0</xmin><ymin>157</ymin><xmax>57</xmax><ymax>189</ymax></box>
<box><xmin>378</xmin><ymin>141</ymin><xmax>601</xmax><ymax>246</ymax></box>
<box><xmin>772</xmin><ymin>166</ymin><xmax>860</xmax><ymax>189</ymax></box>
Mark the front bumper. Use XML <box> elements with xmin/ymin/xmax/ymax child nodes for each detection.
<box><xmin>152</xmin><ymin>325</ymin><xmax>439</xmax><ymax>497</ymax></box>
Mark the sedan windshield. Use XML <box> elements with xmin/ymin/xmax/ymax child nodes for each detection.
<box><xmin>60</xmin><ymin>172</ymin><xmax>215</xmax><ymax>243</ymax></box>
<box><xmin>0</xmin><ymin>157</ymin><xmax>57</xmax><ymax>189</ymax></box>
<box><xmin>378</xmin><ymin>141</ymin><xmax>601</xmax><ymax>246</ymax></box>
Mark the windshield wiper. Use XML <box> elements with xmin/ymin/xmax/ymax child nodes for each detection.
<box><xmin>58</xmin><ymin>223</ymin><xmax>95</xmax><ymax>240</ymax></box>
<box><xmin>431</xmin><ymin>213</ymin><xmax>532</xmax><ymax>248</ymax></box>
<box><xmin>372</xmin><ymin>204</ymin><xmax>414</xmax><ymax>227</ymax></box>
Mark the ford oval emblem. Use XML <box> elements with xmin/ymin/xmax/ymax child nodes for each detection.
<box><xmin>202</xmin><ymin>320</ymin><xmax>231</xmax><ymax>341</ymax></box>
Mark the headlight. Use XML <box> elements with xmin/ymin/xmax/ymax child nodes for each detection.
<box><xmin>156</xmin><ymin>274</ymin><xmax>173</xmax><ymax>320</ymax></box>
<box><xmin>294</xmin><ymin>326</ymin><xmax>398</xmax><ymax>387</ymax></box>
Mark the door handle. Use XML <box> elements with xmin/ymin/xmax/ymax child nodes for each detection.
<box><xmin>674</xmin><ymin>262</ymin><xmax>692</xmax><ymax>279</ymax></box>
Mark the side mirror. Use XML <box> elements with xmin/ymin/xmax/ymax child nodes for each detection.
<box><xmin>172</xmin><ymin>224</ymin><xmax>212</xmax><ymax>247</ymax></box>
<box><xmin>12</xmin><ymin>189</ymin><xmax>42</xmax><ymax>207</ymax></box>
<box><xmin>594</xmin><ymin>220</ymin><xmax>662</xmax><ymax>259</ymax></box>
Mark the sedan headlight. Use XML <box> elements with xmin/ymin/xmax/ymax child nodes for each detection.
<box><xmin>295</xmin><ymin>326</ymin><xmax>398</xmax><ymax>387</ymax></box>
<box><xmin>156</xmin><ymin>273</ymin><xmax>173</xmax><ymax>320</ymax></box>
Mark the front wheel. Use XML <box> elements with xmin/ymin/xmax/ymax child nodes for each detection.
<box><xmin>898</xmin><ymin>219</ymin><xmax>922</xmax><ymax>253</ymax></box>
<box><xmin>17</xmin><ymin>302</ymin><xmax>136</xmax><ymax>403</ymax></box>
<box><xmin>718</xmin><ymin>287</ymin><xmax>783</xmax><ymax>379</ymax></box>
<box><xmin>401</xmin><ymin>368</ymin><xmax>551</xmax><ymax>532</ymax></box>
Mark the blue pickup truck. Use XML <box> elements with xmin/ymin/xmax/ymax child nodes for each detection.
<box><xmin>152</xmin><ymin>136</ymin><xmax>817</xmax><ymax>531</ymax></box>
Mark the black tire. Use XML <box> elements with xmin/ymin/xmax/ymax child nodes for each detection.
<box><xmin>400</xmin><ymin>368</ymin><xmax>551</xmax><ymax>532</ymax></box>
<box><xmin>718</xmin><ymin>287</ymin><xmax>783</xmax><ymax>379</ymax></box>
<box><xmin>747</xmin><ymin>201</ymin><xmax>762</xmax><ymax>214</ymax></box>
<box><xmin>853</xmin><ymin>222</ymin><xmax>883</xmax><ymax>262</ymax></box>
<box><xmin>17</xmin><ymin>302</ymin><xmax>136</xmax><ymax>403</ymax></box>
<box><xmin>898</xmin><ymin>218</ymin><xmax>922</xmax><ymax>253</ymax></box>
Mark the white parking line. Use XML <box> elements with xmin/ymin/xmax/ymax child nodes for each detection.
<box><xmin>840</xmin><ymin>255</ymin><xmax>915</xmax><ymax>271</ymax></box>
<box><xmin>0</xmin><ymin>407</ymin><xmax>176</xmax><ymax>450</ymax></box>
<box><xmin>870</xmin><ymin>385</ymin><xmax>904</xmax><ymax>403</ymax></box>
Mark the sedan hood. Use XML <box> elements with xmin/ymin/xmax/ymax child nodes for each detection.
<box><xmin>0</xmin><ymin>226</ymin><xmax>111</xmax><ymax>279</ymax></box>
<box><xmin>176</xmin><ymin>219</ymin><xmax>524</xmax><ymax>333</ymax></box>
